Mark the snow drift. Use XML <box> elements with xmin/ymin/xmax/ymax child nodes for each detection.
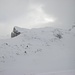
<box><xmin>0</xmin><ymin>26</ymin><xmax>75</xmax><ymax>75</ymax></box>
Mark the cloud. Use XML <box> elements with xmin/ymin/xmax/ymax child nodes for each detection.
<box><xmin>0</xmin><ymin>0</ymin><xmax>29</xmax><ymax>22</ymax></box>
<box><xmin>0</xmin><ymin>0</ymin><xmax>75</xmax><ymax>36</ymax></box>
<box><xmin>10</xmin><ymin>2</ymin><xmax>57</xmax><ymax>28</ymax></box>
<box><xmin>0</xmin><ymin>0</ymin><xmax>57</xmax><ymax>35</ymax></box>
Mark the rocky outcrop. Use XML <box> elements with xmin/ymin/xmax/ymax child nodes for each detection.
<box><xmin>11</xmin><ymin>26</ymin><xmax>21</xmax><ymax>38</ymax></box>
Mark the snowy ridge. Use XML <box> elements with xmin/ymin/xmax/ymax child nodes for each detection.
<box><xmin>0</xmin><ymin>26</ymin><xmax>75</xmax><ymax>75</ymax></box>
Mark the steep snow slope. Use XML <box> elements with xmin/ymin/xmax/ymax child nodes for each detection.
<box><xmin>0</xmin><ymin>26</ymin><xmax>75</xmax><ymax>75</ymax></box>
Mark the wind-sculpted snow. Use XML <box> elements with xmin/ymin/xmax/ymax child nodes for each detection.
<box><xmin>0</xmin><ymin>26</ymin><xmax>75</xmax><ymax>75</ymax></box>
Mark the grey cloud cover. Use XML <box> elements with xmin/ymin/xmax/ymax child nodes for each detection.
<box><xmin>0</xmin><ymin>0</ymin><xmax>75</xmax><ymax>36</ymax></box>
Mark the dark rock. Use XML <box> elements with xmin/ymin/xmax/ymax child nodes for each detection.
<box><xmin>11</xmin><ymin>27</ymin><xmax>21</xmax><ymax>38</ymax></box>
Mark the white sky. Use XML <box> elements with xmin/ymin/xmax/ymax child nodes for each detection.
<box><xmin>0</xmin><ymin>0</ymin><xmax>75</xmax><ymax>36</ymax></box>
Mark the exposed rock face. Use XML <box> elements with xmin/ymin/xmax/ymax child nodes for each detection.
<box><xmin>53</xmin><ymin>29</ymin><xmax>63</xmax><ymax>39</ymax></box>
<box><xmin>11</xmin><ymin>27</ymin><xmax>21</xmax><ymax>38</ymax></box>
<box><xmin>68</xmin><ymin>25</ymin><xmax>75</xmax><ymax>34</ymax></box>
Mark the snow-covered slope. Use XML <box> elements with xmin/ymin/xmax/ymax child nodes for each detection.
<box><xmin>0</xmin><ymin>26</ymin><xmax>75</xmax><ymax>75</ymax></box>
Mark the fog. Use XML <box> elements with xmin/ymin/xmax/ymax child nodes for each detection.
<box><xmin>0</xmin><ymin>0</ymin><xmax>75</xmax><ymax>36</ymax></box>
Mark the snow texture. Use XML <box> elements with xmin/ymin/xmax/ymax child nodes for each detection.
<box><xmin>0</xmin><ymin>26</ymin><xmax>75</xmax><ymax>75</ymax></box>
